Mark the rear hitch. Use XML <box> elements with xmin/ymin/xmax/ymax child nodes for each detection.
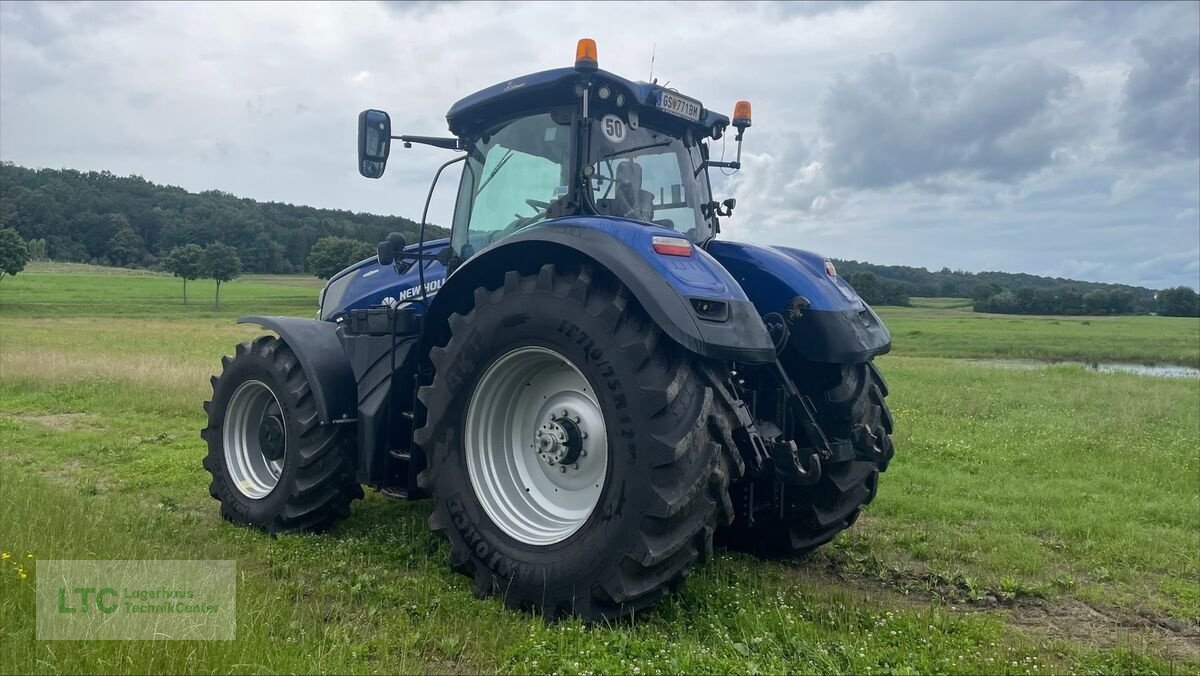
<box><xmin>772</xmin><ymin>439</ymin><xmax>823</xmax><ymax>486</ymax></box>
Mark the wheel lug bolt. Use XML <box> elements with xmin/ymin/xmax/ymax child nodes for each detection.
<box><xmin>572</xmin><ymin>416</ymin><xmax>581</xmax><ymax>423</ymax></box>
<box><xmin>561</xmin><ymin>409</ymin><xmax>569</xmax><ymax>418</ymax></box>
<box><xmin>559</xmin><ymin>466</ymin><xmax>567</xmax><ymax>473</ymax></box>
<box><xmin>581</xmin><ymin>450</ymin><xmax>587</xmax><ymax>457</ymax></box>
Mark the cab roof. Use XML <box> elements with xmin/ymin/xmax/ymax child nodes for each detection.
<box><xmin>445</xmin><ymin>67</ymin><xmax>730</xmax><ymax>138</ymax></box>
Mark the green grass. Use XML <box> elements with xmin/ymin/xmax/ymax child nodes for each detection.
<box><xmin>877</xmin><ymin>306</ymin><xmax>1200</xmax><ymax>367</ymax></box>
<box><xmin>1</xmin><ymin>266</ymin><xmax>1198</xmax><ymax>674</ymax></box>
<box><xmin>908</xmin><ymin>297</ymin><xmax>976</xmax><ymax>310</ymax></box>
<box><xmin>0</xmin><ymin>263</ymin><xmax>322</xmax><ymax>319</ymax></box>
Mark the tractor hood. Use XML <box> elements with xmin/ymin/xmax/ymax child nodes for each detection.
<box><xmin>319</xmin><ymin>238</ymin><xmax>451</xmax><ymax>320</ymax></box>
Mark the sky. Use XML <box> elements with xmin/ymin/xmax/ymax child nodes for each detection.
<box><xmin>1</xmin><ymin>1</ymin><xmax>1198</xmax><ymax>289</ymax></box>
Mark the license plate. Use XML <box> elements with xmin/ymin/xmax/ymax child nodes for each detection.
<box><xmin>657</xmin><ymin>90</ymin><xmax>702</xmax><ymax>122</ymax></box>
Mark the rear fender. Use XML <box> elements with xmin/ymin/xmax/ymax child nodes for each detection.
<box><xmin>237</xmin><ymin>316</ymin><xmax>357</xmax><ymax>424</ymax></box>
<box><xmin>706</xmin><ymin>241</ymin><xmax>892</xmax><ymax>363</ymax></box>
<box><xmin>424</xmin><ymin>217</ymin><xmax>777</xmax><ymax>364</ymax></box>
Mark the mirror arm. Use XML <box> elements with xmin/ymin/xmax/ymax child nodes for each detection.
<box><xmin>695</xmin><ymin>160</ymin><xmax>740</xmax><ymax>176</ymax></box>
<box><xmin>395</xmin><ymin>135</ymin><xmax>463</xmax><ymax>151</ymax></box>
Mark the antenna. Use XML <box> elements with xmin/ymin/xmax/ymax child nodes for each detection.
<box><xmin>649</xmin><ymin>42</ymin><xmax>656</xmax><ymax>84</ymax></box>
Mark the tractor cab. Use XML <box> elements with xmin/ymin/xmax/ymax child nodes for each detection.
<box><xmin>359</xmin><ymin>39</ymin><xmax>750</xmax><ymax>268</ymax></box>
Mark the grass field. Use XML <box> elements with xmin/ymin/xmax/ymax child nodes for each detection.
<box><xmin>879</xmin><ymin>304</ymin><xmax>1200</xmax><ymax>367</ymax></box>
<box><xmin>1</xmin><ymin>268</ymin><xmax>1198</xmax><ymax>674</ymax></box>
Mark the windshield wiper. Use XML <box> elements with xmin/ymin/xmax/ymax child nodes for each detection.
<box><xmin>476</xmin><ymin>149</ymin><xmax>514</xmax><ymax>195</ymax></box>
<box><xmin>600</xmin><ymin>141</ymin><xmax>670</xmax><ymax>160</ymax></box>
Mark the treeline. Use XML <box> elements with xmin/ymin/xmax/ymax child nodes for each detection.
<box><xmin>832</xmin><ymin>258</ymin><xmax>1199</xmax><ymax>317</ymax></box>
<box><xmin>842</xmin><ymin>271</ymin><xmax>912</xmax><ymax>307</ymax></box>
<box><xmin>0</xmin><ymin>162</ymin><xmax>447</xmax><ymax>274</ymax></box>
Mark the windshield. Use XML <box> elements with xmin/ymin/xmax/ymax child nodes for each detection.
<box><xmin>587</xmin><ymin>115</ymin><xmax>714</xmax><ymax>242</ymax></box>
<box><xmin>451</xmin><ymin>111</ymin><xmax>572</xmax><ymax>255</ymax></box>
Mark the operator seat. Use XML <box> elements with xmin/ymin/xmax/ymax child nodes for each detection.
<box><xmin>613</xmin><ymin>160</ymin><xmax>655</xmax><ymax>222</ymax></box>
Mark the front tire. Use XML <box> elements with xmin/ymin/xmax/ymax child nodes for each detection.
<box><xmin>415</xmin><ymin>264</ymin><xmax>738</xmax><ymax>621</ymax></box>
<box><xmin>201</xmin><ymin>336</ymin><xmax>363</xmax><ymax>532</ymax></box>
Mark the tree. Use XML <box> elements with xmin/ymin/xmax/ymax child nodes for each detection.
<box><xmin>879</xmin><ymin>281</ymin><xmax>911</xmax><ymax>306</ymax></box>
<box><xmin>0</xmin><ymin>228</ymin><xmax>30</xmax><ymax>283</ymax></box>
<box><xmin>1108</xmin><ymin>290</ymin><xmax>1137</xmax><ymax>315</ymax></box>
<box><xmin>1059</xmin><ymin>287</ymin><xmax>1084</xmax><ymax>315</ymax></box>
<box><xmin>162</xmin><ymin>244</ymin><xmax>204</xmax><ymax>304</ymax></box>
<box><xmin>107</xmin><ymin>222</ymin><xmax>146</xmax><ymax>267</ymax></box>
<box><xmin>26</xmin><ymin>238</ymin><xmax>47</xmax><ymax>261</ymax></box>
<box><xmin>1083</xmin><ymin>289</ymin><xmax>1111</xmax><ymax>315</ymax></box>
<box><xmin>1157</xmin><ymin>286</ymin><xmax>1200</xmax><ymax>317</ymax></box>
<box><xmin>846</xmin><ymin>271</ymin><xmax>881</xmax><ymax>305</ymax></box>
<box><xmin>201</xmin><ymin>242</ymin><xmax>242</xmax><ymax>308</ymax></box>
<box><xmin>971</xmin><ymin>282</ymin><xmax>1002</xmax><ymax>302</ymax></box>
<box><xmin>980</xmin><ymin>290</ymin><xmax>1020</xmax><ymax>314</ymax></box>
<box><xmin>306</xmin><ymin>236</ymin><xmax>375</xmax><ymax>279</ymax></box>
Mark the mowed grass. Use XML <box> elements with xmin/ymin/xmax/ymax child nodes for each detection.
<box><xmin>1</xmin><ymin>267</ymin><xmax>1198</xmax><ymax>673</ymax></box>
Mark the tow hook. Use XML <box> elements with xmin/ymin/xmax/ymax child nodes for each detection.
<box><xmin>773</xmin><ymin>439</ymin><xmax>823</xmax><ymax>486</ymax></box>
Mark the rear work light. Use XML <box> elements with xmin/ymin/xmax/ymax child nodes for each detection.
<box><xmin>652</xmin><ymin>235</ymin><xmax>693</xmax><ymax>257</ymax></box>
<box><xmin>824</xmin><ymin>259</ymin><xmax>837</xmax><ymax>277</ymax></box>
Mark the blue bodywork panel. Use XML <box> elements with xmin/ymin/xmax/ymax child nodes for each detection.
<box><xmin>319</xmin><ymin>218</ymin><xmax>752</xmax><ymax>321</ymax></box>
<box><xmin>318</xmin><ymin>217</ymin><xmax>890</xmax><ymax>364</ymax></box>
<box><xmin>705</xmin><ymin>241</ymin><xmax>864</xmax><ymax>314</ymax></box>
<box><xmin>320</xmin><ymin>238</ymin><xmax>450</xmax><ymax>320</ymax></box>
<box><xmin>518</xmin><ymin>216</ymin><xmax>750</xmax><ymax>301</ymax></box>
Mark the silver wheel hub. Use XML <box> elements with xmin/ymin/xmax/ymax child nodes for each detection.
<box><xmin>536</xmin><ymin>421</ymin><xmax>569</xmax><ymax>463</ymax></box>
<box><xmin>465</xmin><ymin>346</ymin><xmax>608</xmax><ymax>546</ymax></box>
<box><xmin>223</xmin><ymin>379</ymin><xmax>285</xmax><ymax>500</ymax></box>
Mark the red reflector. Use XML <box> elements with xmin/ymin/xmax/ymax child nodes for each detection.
<box><xmin>824</xmin><ymin>260</ymin><xmax>837</xmax><ymax>277</ymax></box>
<box><xmin>652</xmin><ymin>236</ymin><xmax>692</xmax><ymax>257</ymax></box>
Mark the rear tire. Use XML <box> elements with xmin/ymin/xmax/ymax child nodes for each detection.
<box><xmin>722</xmin><ymin>361</ymin><xmax>894</xmax><ymax>556</ymax></box>
<box><xmin>201</xmin><ymin>335</ymin><xmax>363</xmax><ymax>532</ymax></box>
<box><xmin>415</xmin><ymin>264</ymin><xmax>738</xmax><ymax>621</ymax></box>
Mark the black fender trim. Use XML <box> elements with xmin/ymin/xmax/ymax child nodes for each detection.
<box><xmin>430</xmin><ymin>228</ymin><xmax>777</xmax><ymax>364</ymax></box>
<box><xmin>238</xmin><ymin>316</ymin><xmax>357</xmax><ymax>424</ymax></box>
<box><xmin>788</xmin><ymin>305</ymin><xmax>892</xmax><ymax>363</ymax></box>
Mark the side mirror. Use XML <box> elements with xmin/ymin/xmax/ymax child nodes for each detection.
<box><xmin>376</xmin><ymin>231</ymin><xmax>407</xmax><ymax>266</ymax></box>
<box><xmin>387</xmin><ymin>231</ymin><xmax>407</xmax><ymax>252</ymax></box>
<box><xmin>376</xmin><ymin>241</ymin><xmax>394</xmax><ymax>266</ymax></box>
<box><xmin>358</xmin><ymin>109</ymin><xmax>391</xmax><ymax>179</ymax></box>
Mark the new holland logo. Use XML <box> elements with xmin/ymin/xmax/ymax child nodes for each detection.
<box><xmin>396</xmin><ymin>278</ymin><xmax>443</xmax><ymax>302</ymax></box>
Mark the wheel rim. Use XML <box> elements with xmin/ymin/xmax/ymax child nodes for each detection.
<box><xmin>223</xmin><ymin>379</ymin><xmax>285</xmax><ymax>499</ymax></box>
<box><xmin>465</xmin><ymin>346</ymin><xmax>609</xmax><ymax>546</ymax></box>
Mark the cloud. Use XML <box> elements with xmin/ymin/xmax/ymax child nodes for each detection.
<box><xmin>0</xmin><ymin>0</ymin><xmax>1197</xmax><ymax>288</ymax></box>
<box><xmin>818</xmin><ymin>53</ymin><xmax>1082</xmax><ymax>189</ymax></box>
<box><xmin>1118</xmin><ymin>35</ymin><xmax>1200</xmax><ymax>159</ymax></box>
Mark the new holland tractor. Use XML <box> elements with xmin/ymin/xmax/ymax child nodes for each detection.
<box><xmin>202</xmin><ymin>39</ymin><xmax>895</xmax><ymax>621</ymax></box>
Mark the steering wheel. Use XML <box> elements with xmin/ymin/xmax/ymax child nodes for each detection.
<box><xmin>488</xmin><ymin>200</ymin><xmax>553</xmax><ymax>243</ymax></box>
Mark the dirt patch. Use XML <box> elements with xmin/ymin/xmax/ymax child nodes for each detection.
<box><xmin>14</xmin><ymin>412</ymin><xmax>106</xmax><ymax>432</ymax></box>
<box><xmin>794</xmin><ymin>563</ymin><xmax>1200</xmax><ymax>663</ymax></box>
<box><xmin>1005</xmin><ymin>597</ymin><xmax>1199</xmax><ymax>661</ymax></box>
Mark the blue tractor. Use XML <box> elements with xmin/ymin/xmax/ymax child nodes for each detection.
<box><xmin>202</xmin><ymin>40</ymin><xmax>895</xmax><ymax>621</ymax></box>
